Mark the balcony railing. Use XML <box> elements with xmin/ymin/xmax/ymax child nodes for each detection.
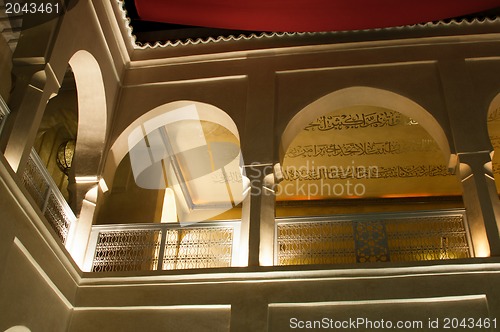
<box><xmin>85</xmin><ymin>221</ymin><xmax>241</xmax><ymax>272</ymax></box>
<box><xmin>84</xmin><ymin>209</ymin><xmax>471</xmax><ymax>273</ymax></box>
<box><xmin>275</xmin><ymin>209</ymin><xmax>471</xmax><ymax>266</ymax></box>
<box><xmin>0</xmin><ymin>95</ymin><xmax>10</xmax><ymax>136</ymax></box>
<box><xmin>21</xmin><ymin>149</ymin><xmax>76</xmax><ymax>244</ymax></box>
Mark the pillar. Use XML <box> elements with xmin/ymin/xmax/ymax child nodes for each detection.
<box><xmin>458</xmin><ymin>151</ymin><xmax>500</xmax><ymax>257</ymax></box>
<box><xmin>240</xmin><ymin>59</ymin><xmax>276</xmax><ymax>266</ymax></box>
<box><xmin>3</xmin><ymin>66</ymin><xmax>59</xmax><ymax>173</ymax></box>
<box><xmin>66</xmin><ymin>184</ymin><xmax>99</xmax><ymax>270</ymax></box>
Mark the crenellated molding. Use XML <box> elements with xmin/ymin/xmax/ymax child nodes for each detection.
<box><xmin>114</xmin><ymin>0</ymin><xmax>500</xmax><ymax>51</ymax></box>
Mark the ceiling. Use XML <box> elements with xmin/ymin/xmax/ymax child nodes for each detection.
<box><xmin>125</xmin><ymin>0</ymin><xmax>500</xmax><ymax>42</ymax></box>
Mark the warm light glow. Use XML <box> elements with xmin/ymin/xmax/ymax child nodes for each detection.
<box><xmin>474</xmin><ymin>240</ymin><xmax>490</xmax><ymax>258</ymax></box>
<box><xmin>69</xmin><ymin>186</ymin><xmax>99</xmax><ymax>270</ymax></box>
<box><xmin>161</xmin><ymin>188</ymin><xmax>177</xmax><ymax>223</ymax></box>
<box><xmin>75</xmin><ymin>176</ymin><xmax>99</xmax><ymax>183</ymax></box>
<box><xmin>260</xmin><ymin>246</ymin><xmax>274</xmax><ymax>266</ymax></box>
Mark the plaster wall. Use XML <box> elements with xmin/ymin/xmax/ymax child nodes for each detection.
<box><xmin>0</xmin><ymin>35</ymin><xmax>12</xmax><ymax>102</ymax></box>
<box><xmin>0</xmin><ymin>155</ymin><xmax>76</xmax><ymax>331</ymax></box>
<box><xmin>2</xmin><ymin>3</ymin><xmax>500</xmax><ymax>331</ymax></box>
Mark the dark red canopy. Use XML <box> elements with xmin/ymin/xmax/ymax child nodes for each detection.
<box><xmin>134</xmin><ymin>0</ymin><xmax>500</xmax><ymax>32</ymax></box>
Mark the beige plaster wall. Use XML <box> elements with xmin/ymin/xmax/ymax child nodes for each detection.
<box><xmin>0</xmin><ymin>156</ymin><xmax>75</xmax><ymax>331</ymax></box>
<box><xmin>2</xmin><ymin>3</ymin><xmax>500</xmax><ymax>332</ymax></box>
<box><xmin>1</xmin><ymin>148</ymin><xmax>500</xmax><ymax>332</ymax></box>
<box><xmin>0</xmin><ymin>35</ymin><xmax>12</xmax><ymax>102</ymax></box>
<box><xmin>68</xmin><ymin>307</ymin><xmax>231</xmax><ymax>332</ymax></box>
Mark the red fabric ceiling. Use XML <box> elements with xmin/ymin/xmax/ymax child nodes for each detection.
<box><xmin>134</xmin><ymin>0</ymin><xmax>500</xmax><ymax>32</ymax></box>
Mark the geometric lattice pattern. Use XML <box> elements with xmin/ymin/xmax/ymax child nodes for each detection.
<box><xmin>353</xmin><ymin>220</ymin><xmax>390</xmax><ymax>263</ymax></box>
<box><xmin>0</xmin><ymin>113</ymin><xmax>6</xmax><ymax>133</ymax></box>
<box><xmin>385</xmin><ymin>216</ymin><xmax>470</xmax><ymax>261</ymax></box>
<box><xmin>277</xmin><ymin>221</ymin><xmax>356</xmax><ymax>265</ymax></box>
<box><xmin>163</xmin><ymin>227</ymin><xmax>234</xmax><ymax>270</ymax></box>
<box><xmin>91</xmin><ymin>230</ymin><xmax>162</xmax><ymax>272</ymax></box>
<box><xmin>21</xmin><ymin>153</ymin><xmax>74</xmax><ymax>243</ymax></box>
<box><xmin>43</xmin><ymin>190</ymin><xmax>72</xmax><ymax>242</ymax></box>
<box><xmin>276</xmin><ymin>213</ymin><xmax>470</xmax><ymax>266</ymax></box>
<box><xmin>91</xmin><ymin>225</ymin><xmax>235</xmax><ymax>272</ymax></box>
<box><xmin>0</xmin><ymin>99</ymin><xmax>7</xmax><ymax>133</ymax></box>
<box><xmin>22</xmin><ymin>155</ymin><xmax>49</xmax><ymax>208</ymax></box>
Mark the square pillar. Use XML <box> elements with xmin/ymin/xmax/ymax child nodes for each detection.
<box><xmin>458</xmin><ymin>151</ymin><xmax>500</xmax><ymax>257</ymax></box>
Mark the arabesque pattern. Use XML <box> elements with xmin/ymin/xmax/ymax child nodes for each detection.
<box><xmin>21</xmin><ymin>152</ymin><xmax>75</xmax><ymax>243</ymax></box>
<box><xmin>90</xmin><ymin>223</ymin><xmax>236</xmax><ymax>272</ymax></box>
<box><xmin>92</xmin><ymin>229</ymin><xmax>162</xmax><ymax>272</ymax></box>
<box><xmin>276</xmin><ymin>212</ymin><xmax>470</xmax><ymax>266</ymax></box>
<box><xmin>163</xmin><ymin>227</ymin><xmax>234</xmax><ymax>270</ymax></box>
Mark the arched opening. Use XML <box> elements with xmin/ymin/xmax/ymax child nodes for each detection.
<box><xmin>89</xmin><ymin>101</ymin><xmax>247</xmax><ymax>271</ymax></box>
<box><xmin>99</xmin><ymin>101</ymin><xmax>246</xmax><ymax>224</ymax></box>
<box><xmin>20</xmin><ymin>50</ymin><xmax>107</xmax><ymax>251</ymax></box>
<box><xmin>279</xmin><ymin>87</ymin><xmax>461</xmax><ymax>214</ymax></box>
<box><xmin>33</xmin><ymin>66</ymin><xmax>77</xmax><ymax>204</ymax></box>
<box><xmin>276</xmin><ymin>87</ymin><xmax>468</xmax><ymax>266</ymax></box>
<box><xmin>33</xmin><ymin>50</ymin><xmax>107</xmax><ymax>210</ymax></box>
<box><xmin>67</xmin><ymin>50</ymin><xmax>107</xmax><ymax>209</ymax></box>
<box><xmin>278</xmin><ymin>104</ymin><xmax>462</xmax><ymax>213</ymax></box>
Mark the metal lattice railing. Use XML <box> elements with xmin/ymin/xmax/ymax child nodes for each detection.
<box><xmin>277</xmin><ymin>220</ymin><xmax>356</xmax><ymax>265</ymax></box>
<box><xmin>21</xmin><ymin>149</ymin><xmax>76</xmax><ymax>243</ymax></box>
<box><xmin>0</xmin><ymin>95</ymin><xmax>10</xmax><ymax>136</ymax></box>
<box><xmin>91</xmin><ymin>229</ymin><xmax>163</xmax><ymax>272</ymax></box>
<box><xmin>276</xmin><ymin>209</ymin><xmax>471</xmax><ymax>266</ymax></box>
<box><xmin>87</xmin><ymin>222</ymin><xmax>240</xmax><ymax>272</ymax></box>
<box><xmin>163</xmin><ymin>227</ymin><xmax>234</xmax><ymax>270</ymax></box>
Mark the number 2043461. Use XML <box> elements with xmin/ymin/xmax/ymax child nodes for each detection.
<box><xmin>5</xmin><ymin>2</ymin><xmax>60</xmax><ymax>14</ymax></box>
<box><xmin>443</xmin><ymin>317</ymin><xmax>496</xmax><ymax>329</ymax></box>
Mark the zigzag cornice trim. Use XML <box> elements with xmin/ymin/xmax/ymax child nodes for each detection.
<box><xmin>115</xmin><ymin>1</ymin><xmax>500</xmax><ymax>50</ymax></box>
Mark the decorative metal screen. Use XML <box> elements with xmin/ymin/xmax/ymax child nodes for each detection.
<box><xmin>277</xmin><ymin>221</ymin><xmax>356</xmax><ymax>265</ymax></box>
<box><xmin>22</xmin><ymin>156</ymin><xmax>49</xmax><ymax>208</ymax></box>
<box><xmin>0</xmin><ymin>95</ymin><xmax>9</xmax><ymax>135</ymax></box>
<box><xmin>21</xmin><ymin>151</ymin><xmax>76</xmax><ymax>243</ymax></box>
<box><xmin>43</xmin><ymin>191</ymin><xmax>73</xmax><ymax>242</ymax></box>
<box><xmin>385</xmin><ymin>216</ymin><xmax>470</xmax><ymax>261</ymax></box>
<box><xmin>89</xmin><ymin>223</ymin><xmax>237</xmax><ymax>272</ymax></box>
<box><xmin>162</xmin><ymin>227</ymin><xmax>234</xmax><ymax>270</ymax></box>
<box><xmin>276</xmin><ymin>211</ymin><xmax>470</xmax><ymax>266</ymax></box>
<box><xmin>353</xmin><ymin>220</ymin><xmax>390</xmax><ymax>263</ymax></box>
<box><xmin>91</xmin><ymin>229</ymin><xmax>162</xmax><ymax>272</ymax></box>
<box><xmin>0</xmin><ymin>113</ymin><xmax>5</xmax><ymax>131</ymax></box>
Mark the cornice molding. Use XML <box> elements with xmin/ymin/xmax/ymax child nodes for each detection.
<box><xmin>115</xmin><ymin>0</ymin><xmax>500</xmax><ymax>50</ymax></box>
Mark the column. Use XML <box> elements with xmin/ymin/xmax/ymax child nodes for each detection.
<box><xmin>458</xmin><ymin>152</ymin><xmax>500</xmax><ymax>257</ymax></box>
<box><xmin>260</xmin><ymin>170</ymin><xmax>280</xmax><ymax>266</ymax></box>
<box><xmin>240</xmin><ymin>60</ymin><xmax>277</xmax><ymax>266</ymax></box>
<box><xmin>3</xmin><ymin>66</ymin><xmax>59</xmax><ymax>173</ymax></box>
<box><xmin>66</xmin><ymin>184</ymin><xmax>99</xmax><ymax>270</ymax></box>
<box><xmin>241</xmin><ymin>165</ymin><xmax>266</xmax><ymax>266</ymax></box>
<box><xmin>438</xmin><ymin>59</ymin><xmax>500</xmax><ymax>257</ymax></box>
